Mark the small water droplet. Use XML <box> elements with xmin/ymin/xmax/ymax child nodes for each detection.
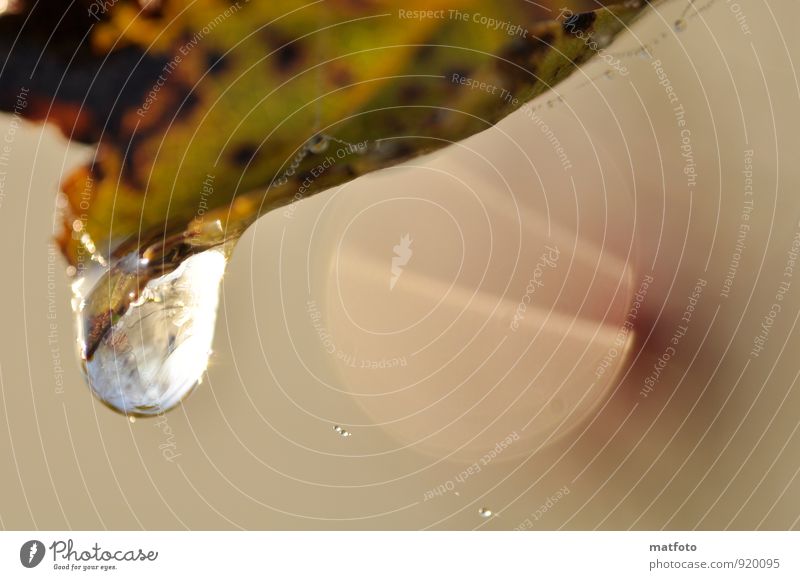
<box><xmin>603</xmin><ymin>70</ymin><xmax>614</xmax><ymax>80</ymax></box>
<box><xmin>674</xmin><ymin>19</ymin><xmax>686</xmax><ymax>32</ymax></box>
<box><xmin>307</xmin><ymin>134</ymin><xmax>329</xmax><ymax>154</ymax></box>
<box><xmin>478</xmin><ymin>507</ymin><xmax>493</xmax><ymax>518</ymax></box>
<box><xmin>333</xmin><ymin>425</ymin><xmax>352</xmax><ymax>437</ymax></box>
<box><xmin>638</xmin><ymin>46</ymin><xmax>650</xmax><ymax>59</ymax></box>
<box><xmin>128</xmin><ymin>416</ymin><xmax>136</xmax><ymax>423</ymax></box>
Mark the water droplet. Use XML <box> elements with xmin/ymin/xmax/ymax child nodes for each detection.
<box><xmin>128</xmin><ymin>416</ymin><xmax>136</xmax><ymax>423</ymax></box>
<box><xmin>603</xmin><ymin>70</ymin><xmax>614</xmax><ymax>80</ymax></box>
<box><xmin>674</xmin><ymin>19</ymin><xmax>686</xmax><ymax>32</ymax></box>
<box><xmin>638</xmin><ymin>46</ymin><xmax>651</xmax><ymax>59</ymax></box>
<box><xmin>73</xmin><ymin>238</ymin><xmax>234</xmax><ymax>416</ymax></box>
<box><xmin>333</xmin><ymin>425</ymin><xmax>352</xmax><ymax>437</ymax></box>
<box><xmin>478</xmin><ymin>507</ymin><xmax>493</xmax><ymax>518</ymax></box>
<box><xmin>307</xmin><ymin>134</ymin><xmax>329</xmax><ymax>154</ymax></box>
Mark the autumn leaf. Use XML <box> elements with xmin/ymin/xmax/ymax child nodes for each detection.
<box><xmin>0</xmin><ymin>0</ymin><xmax>651</xmax><ymax>267</ymax></box>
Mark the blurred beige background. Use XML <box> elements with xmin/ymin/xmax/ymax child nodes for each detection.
<box><xmin>1</xmin><ymin>0</ymin><xmax>800</xmax><ymax>530</ymax></box>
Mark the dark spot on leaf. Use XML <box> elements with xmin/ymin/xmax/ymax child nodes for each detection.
<box><xmin>426</xmin><ymin>109</ymin><xmax>446</xmax><ymax>126</ymax></box>
<box><xmin>400</xmin><ymin>83</ymin><xmax>424</xmax><ymax>103</ymax></box>
<box><xmin>276</xmin><ymin>43</ymin><xmax>301</xmax><ymax>71</ymax></box>
<box><xmin>539</xmin><ymin>31</ymin><xmax>556</xmax><ymax>45</ymax></box>
<box><xmin>89</xmin><ymin>160</ymin><xmax>106</xmax><ymax>182</ymax></box>
<box><xmin>231</xmin><ymin>143</ymin><xmax>260</xmax><ymax>166</ymax></box>
<box><xmin>497</xmin><ymin>33</ymin><xmax>556</xmax><ymax>81</ymax></box>
<box><xmin>205</xmin><ymin>51</ymin><xmax>230</xmax><ymax>74</ymax></box>
<box><xmin>327</xmin><ymin>65</ymin><xmax>353</xmax><ymax>87</ymax></box>
<box><xmin>415</xmin><ymin>44</ymin><xmax>436</xmax><ymax>61</ymax></box>
<box><xmin>562</xmin><ymin>12</ymin><xmax>596</xmax><ymax>34</ymax></box>
<box><xmin>121</xmin><ymin>135</ymin><xmax>147</xmax><ymax>190</ymax></box>
<box><xmin>176</xmin><ymin>89</ymin><xmax>200</xmax><ymax>119</ymax></box>
<box><xmin>262</xmin><ymin>30</ymin><xmax>304</xmax><ymax>72</ymax></box>
<box><xmin>503</xmin><ymin>32</ymin><xmax>555</xmax><ymax>66</ymax></box>
<box><xmin>503</xmin><ymin>36</ymin><xmax>531</xmax><ymax>63</ymax></box>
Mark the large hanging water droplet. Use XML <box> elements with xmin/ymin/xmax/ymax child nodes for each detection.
<box><xmin>71</xmin><ymin>231</ymin><xmax>234</xmax><ymax>416</ymax></box>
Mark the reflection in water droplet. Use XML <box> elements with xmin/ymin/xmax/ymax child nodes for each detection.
<box><xmin>129</xmin><ymin>416</ymin><xmax>136</xmax><ymax>423</ymax></box>
<box><xmin>333</xmin><ymin>425</ymin><xmax>352</xmax><ymax>437</ymax></box>
<box><xmin>674</xmin><ymin>19</ymin><xmax>686</xmax><ymax>32</ymax></box>
<box><xmin>72</xmin><ymin>240</ymin><xmax>232</xmax><ymax>416</ymax></box>
<box><xmin>478</xmin><ymin>507</ymin><xmax>493</xmax><ymax>518</ymax></box>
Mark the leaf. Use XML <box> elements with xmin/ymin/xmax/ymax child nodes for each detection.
<box><xmin>0</xmin><ymin>0</ymin><xmax>651</xmax><ymax>267</ymax></box>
